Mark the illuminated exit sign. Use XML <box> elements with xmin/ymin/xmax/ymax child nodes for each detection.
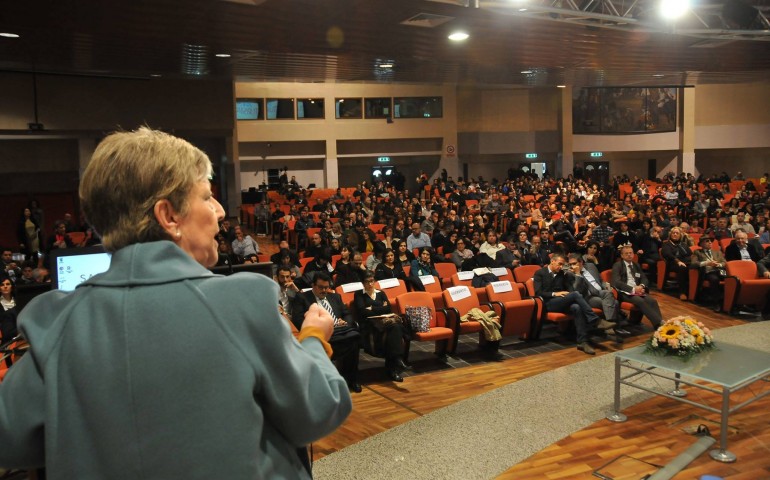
<box><xmin>377</xmin><ymin>157</ymin><xmax>391</xmax><ymax>163</ymax></box>
<box><xmin>590</xmin><ymin>152</ymin><xmax>603</xmax><ymax>157</ymax></box>
<box><xmin>525</xmin><ymin>153</ymin><xmax>538</xmax><ymax>159</ymax></box>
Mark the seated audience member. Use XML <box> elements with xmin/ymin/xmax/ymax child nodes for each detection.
<box><xmin>216</xmin><ymin>238</ymin><xmax>236</xmax><ymax>267</ymax></box>
<box><xmin>292</xmin><ymin>273</ymin><xmax>362</xmax><ymax>393</ymax></box>
<box><xmin>730</xmin><ymin>211</ymin><xmax>755</xmax><ymax>235</ymax></box>
<box><xmin>582</xmin><ymin>241</ymin><xmax>601</xmax><ymax>267</ymax></box>
<box><xmin>568</xmin><ymin>254</ymin><xmax>621</xmax><ymax>323</ymax></box>
<box><xmin>409</xmin><ymin>247</ymin><xmax>439</xmax><ymax>292</ymax></box>
<box><xmin>275</xmin><ymin>265</ymin><xmax>300</xmax><ymax>333</ymax></box>
<box><xmin>301</xmin><ymin>252</ymin><xmax>333</xmax><ymax>281</ymax></box>
<box><xmin>16</xmin><ymin>262</ymin><xmax>37</xmax><ymax>286</ymax></box>
<box><xmin>335</xmin><ymin>252</ymin><xmax>367</xmax><ymax>286</ymax></box>
<box><xmin>231</xmin><ymin>227</ymin><xmax>259</xmax><ymax>264</ymax></box>
<box><xmin>660</xmin><ymin>226</ymin><xmax>692</xmax><ymax>301</ymax></box>
<box><xmin>365</xmin><ymin>243</ymin><xmax>385</xmax><ymax>272</ymax></box>
<box><xmin>0</xmin><ymin>276</ymin><xmax>18</xmax><ymax>342</ymax></box>
<box><xmin>354</xmin><ymin>272</ymin><xmax>409</xmax><ymax>382</ymax></box>
<box><xmin>304</xmin><ymin>232</ymin><xmax>328</xmax><ymax>260</ymax></box>
<box><xmin>450</xmin><ymin>238</ymin><xmax>475</xmax><ymax>269</ymax></box>
<box><xmin>496</xmin><ymin>239</ymin><xmax>523</xmax><ymax>271</ymax></box>
<box><xmin>526</xmin><ymin>235</ymin><xmax>550</xmax><ymax>266</ymax></box>
<box><xmin>636</xmin><ymin>225</ymin><xmax>662</xmax><ymax>278</ymax></box>
<box><xmin>1</xmin><ymin>250</ymin><xmax>21</xmax><ymax>283</ymax></box>
<box><xmin>218</xmin><ymin>219</ymin><xmax>237</xmax><ymax>243</ymax></box>
<box><xmin>374</xmin><ymin>248</ymin><xmax>409</xmax><ymax>283</ymax></box>
<box><xmin>611</xmin><ymin>245</ymin><xmax>663</xmax><ymax>329</ymax></box>
<box><xmin>272</xmin><ymin>249</ymin><xmax>301</xmax><ymax>279</ymax></box>
<box><xmin>478</xmin><ymin>229</ymin><xmax>505</xmax><ymax>266</ymax></box>
<box><xmin>758</xmin><ymin>250</ymin><xmax>770</xmax><ymax>279</ymax></box>
<box><xmin>724</xmin><ymin>229</ymin><xmax>762</xmax><ymax>262</ymax></box>
<box><xmin>533</xmin><ymin>254</ymin><xmax>608</xmax><ymax>355</ymax></box>
<box><xmin>707</xmin><ymin>217</ymin><xmax>733</xmax><ymax>241</ymax></box>
<box><xmin>270</xmin><ymin>240</ymin><xmax>300</xmax><ymax>267</ymax></box>
<box><xmin>395</xmin><ymin>240</ymin><xmax>416</xmax><ymax>266</ymax></box>
<box><xmin>294</xmin><ymin>209</ymin><xmax>316</xmax><ymax>250</ymax></box>
<box><xmin>691</xmin><ymin>237</ymin><xmax>726</xmax><ymax>310</ymax></box>
<box><xmin>44</xmin><ymin>220</ymin><xmax>75</xmax><ymax>266</ymax></box>
<box><xmin>406</xmin><ymin>223</ymin><xmax>431</xmax><ymax>251</ymax></box>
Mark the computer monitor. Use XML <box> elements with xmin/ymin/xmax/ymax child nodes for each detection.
<box><xmin>50</xmin><ymin>245</ymin><xmax>112</xmax><ymax>292</ymax></box>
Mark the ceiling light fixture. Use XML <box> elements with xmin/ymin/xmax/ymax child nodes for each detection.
<box><xmin>379</xmin><ymin>63</ymin><xmax>393</xmax><ymax>68</ymax></box>
<box><xmin>448</xmin><ymin>32</ymin><xmax>469</xmax><ymax>41</ymax></box>
<box><xmin>215</xmin><ymin>53</ymin><xmax>231</xmax><ymax>58</ymax></box>
<box><xmin>521</xmin><ymin>70</ymin><xmax>533</xmax><ymax>74</ymax></box>
<box><xmin>557</xmin><ymin>85</ymin><xmax>566</xmax><ymax>88</ymax></box>
<box><xmin>518</xmin><ymin>8</ymin><xmax>528</xmax><ymax>12</ymax></box>
<box><xmin>653</xmin><ymin>74</ymin><xmax>665</xmax><ymax>77</ymax></box>
<box><xmin>0</xmin><ymin>32</ymin><xmax>20</xmax><ymax>38</ymax></box>
<box><xmin>659</xmin><ymin>0</ymin><xmax>690</xmax><ymax>20</ymax></box>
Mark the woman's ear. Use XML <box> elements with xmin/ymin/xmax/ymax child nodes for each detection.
<box><xmin>154</xmin><ymin>199</ymin><xmax>180</xmax><ymax>239</ymax></box>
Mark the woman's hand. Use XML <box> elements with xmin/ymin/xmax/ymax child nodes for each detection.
<box><xmin>301</xmin><ymin>304</ymin><xmax>334</xmax><ymax>340</ymax></box>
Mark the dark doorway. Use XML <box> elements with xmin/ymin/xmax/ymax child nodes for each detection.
<box><xmin>584</xmin><ymin>161</ymin><xmax>609</xmax><ymax>188</ymax></box>
<box><xmin>647</xmin><ymin>159</ymin><xmax>657</xmax><ymax>180</ymax></box>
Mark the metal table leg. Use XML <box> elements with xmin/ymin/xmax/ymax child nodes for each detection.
<box><xmin>709</xmin><ymin>387</ymin><xmax>737</xmax><ymax>463</ymax></box>
<box><xmin>607</xmin><ymin>356</ymin><xmax>628</xmax><ymax>423</ymax></box>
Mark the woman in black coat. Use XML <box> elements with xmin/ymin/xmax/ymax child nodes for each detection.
<box><xmin>354</xmin><ymin>271</ymin><xmax>408</xmax><ymax>382</ymax></box>
<box><xmin>661</xmin><ymin>226</ymin><xmax>692</xmax><ymax>300</ymax></box>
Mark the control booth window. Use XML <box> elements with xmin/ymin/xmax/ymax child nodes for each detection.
<box><xmin>266</xmin><ymin>98</ymin><xmax>295</xmax><ymax>120</ymax></box>
<box><xmin>297</xmin><ymin>98</ymin><xmax>325</xmax><ymax>119</ymax></box>
<box><xmin>394</xmin><ymin>97</ymin><xmax>443</xmax><ymax>118</ymax></box>
<box><xmin>365</xmin><ymin>97</ymin><xmax>392</xmax><ymax>119</ymax></box>
<box><xmin>236</xmin><ymin>98</ymin><xmax>264</xmax><ymax>120</ymax></box>
<box><xmin>336</xmin><ymin>98</ymin><xmax>363</xmax><ymax>119</ymax></box>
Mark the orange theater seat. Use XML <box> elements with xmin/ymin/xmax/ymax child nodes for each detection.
<box><xmin>395</xmin><ymin>292</ymin><xmax>454</xmax><ymax>361</ymax></box>
<box><xmin>485</xmin><ymin>280</ymin><xmax>541</xmax><ymax>340</ymax></box>
<box><xmin>722</xmin><ymin>260</ymin><xmax>770</xmax><ymax>314</ymax></box>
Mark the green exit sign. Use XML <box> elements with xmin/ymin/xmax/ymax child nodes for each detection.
<box><xmin>590</xmin><ymin>152</ymin><xmax>603</xmax><ymax>157</ymax></box>
<box><xmin>377</xmin><ymin>157</ymin><xmax>391</xmax><ymax>163</ymax></box>
<box><xmin>525</xmin><ymin>153</ymin><xmax>538</xmax><ymax>159</ymax></box>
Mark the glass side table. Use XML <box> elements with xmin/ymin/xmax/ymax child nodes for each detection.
<box><xmin>607</xmin><ymin>342</ymin><xmax>770</xmax><ymax>463</ymax></box>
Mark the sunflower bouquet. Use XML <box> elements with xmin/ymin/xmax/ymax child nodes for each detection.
<box><xmin>644</xmin><ymin>316</ymin><xmax>715</xmax><ymax>361</ymax></box>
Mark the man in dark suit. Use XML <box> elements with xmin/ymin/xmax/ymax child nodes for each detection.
<box><xmin>533</xmin><ymin>254</ymin><xmax>610</xmax><ymax>355</ymax></box>
<box><xmin>611</xmin><ymin>245</ymin><xmax>663</xmax><ymax>329</ymax></box>
<box><xmin>292</xmin><ymin>273</ymin><xmax>362</xmax><ymax>392</ymax></box>
<box><xmin>724</xmin><ymin>229</ymin><xmax>763</xmax><ymax>262</ymax></box>
<box><xmin>568</xmin><ymin>254</ymin><xmax>621</xmax><ymax>323</ymax></box>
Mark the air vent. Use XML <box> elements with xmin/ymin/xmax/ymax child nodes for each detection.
<box><xmin>400</xmin><ymin>13</ymin><xmax>455</xmax><ymax>28</ymax></box>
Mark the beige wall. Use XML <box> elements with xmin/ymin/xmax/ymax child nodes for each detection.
<box><xmin>695</xmin><ymin>83</ymin><xmax>770</xmax><ymax>126</ymax></box>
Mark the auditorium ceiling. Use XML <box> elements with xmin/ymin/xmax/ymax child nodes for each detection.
<box><xmin>0</xmin><ymin>0</ymin><xmax>769</xmax><ymax>87</ymax></box>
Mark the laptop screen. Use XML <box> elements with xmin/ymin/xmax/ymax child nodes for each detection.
<box><xmin>50</xmin><ymin>246</ymin><xmax>112</xmax><ymax>292</ymax></box>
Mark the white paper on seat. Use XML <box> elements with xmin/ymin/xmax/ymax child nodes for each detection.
<box><xmin>377</xmin><ymin>278</ymin><xmax>400</xmax><ymax>289</ymax></box>
<box><xmin>491</xmin><ymin>280</ymin><xmax>513</xmax><ymax>293</ymax></box>
<box><xmin>447</xmin><ymin>285</ymin><xmax>471</xmax><ymax>301</ymax></box>
<box><xmin>457</xmin><ymin>271</ymin><xmax>475</xmax><ymax>280</ymax></box>
<box><xmin>419</xmin><ymin>275</ymin><xmax>435</xmax><ymax>285</ymax></box>
<box><xmin>490</xmin><ymin>267</ymin><xmax>508</xmax><ymax>277</ymax></box>
<box><xmin>341</xmin><ymin>282</ymin><xmax>364</xmax><ymax>293</ymax></box>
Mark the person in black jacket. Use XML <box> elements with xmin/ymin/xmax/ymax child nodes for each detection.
<box><xmin>292</xmin><ymin>273</ymin><xmax>362</xmax><ymax>393</ymax></box>
<box><xmin>354</xmin><ymin>272</ymin><xmax>408</xmax><ymax>382</ymax></box>
<box><xmin>660</xmin><ymin>226</ymin><xmax>692</xmax><ymax>300</ymax></box>
<box><xmin>724</xmin><ymin>229</ymin><xmax>763</xmax><ymax>262</ymax></box>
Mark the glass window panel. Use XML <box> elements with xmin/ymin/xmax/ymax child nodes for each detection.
<box><xmin>335</xmin><ymin>98</ymin><xmax>363</xmax><ymax>119</ymax></box>
<box><xmin>394</xmin><ymin>97</ymin><xmax>443</xmax><ymax>118</ymax></box>
<box><xmin>266</xmin><ymin>98</ymin><xmax>295</xmax><ymax>120</ymax></box>
<box><xmin>365</xmin><ymin>97</ymin><xmax>392</xmax><ymax>119</ymax></box>
<box><xmin>297</xmin><ymin>98</ymin><xmax>325</xmax><ymax>119</ymax></box>
<box><xmin>236</xmin><ymin>98</ymin><xmax>263</xmax><ymax>120</ymax></box>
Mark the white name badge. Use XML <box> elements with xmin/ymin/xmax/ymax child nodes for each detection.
<box><xmin>491</xmin><ymin>280</ymin><xmax>513</xmax><ymax>293</ymax></box>
<box><xmin>419</xmin><ymin>275</ymin><xmax>436</xmax><ymax>285</ymax></box>
<box><xmin>377</xmin><ymin>277</ymin><xmax>400</xmax><ymax>289</ymax></box>
<box><xmin>490</xmin><ymin>267</ymin><xmax>508</xmax><ymax>277</ymax></box>
<box><xmin>447</xmin><ymin>285</ymin><xmax>471</xmax><ymax>301</ymax></box>
<box><xmin>341</xmin><ymin>282</ymin><xmax>364</xmax><ymax>293</ymax></box>
<box><xmin>457</xmin><ymin>271</ymin><xmax>475</xmax><ymax>281</ymax></box>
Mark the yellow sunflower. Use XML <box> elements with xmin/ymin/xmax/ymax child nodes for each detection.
<box><xmin>659</xmin><ymin>325</ymin><xmax>681</xmax><ymax>340</ymax></box>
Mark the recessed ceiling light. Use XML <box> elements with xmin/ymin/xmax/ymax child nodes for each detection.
<box><xmin>150</xmin><ymin>74</ymin><xmax>162</xmax><ymax>78</ymax></box>
<box><xmin>215</xmin><ymin>53</ymin><xmax>231</xmax><ymax>58</ymax></box>
<box><xmin>557</xmin><ymin>85</ymin><xmax>566</xmax><ymax>88</ymax></box>
<box><xmin>0</xmin><ymin>32</ymin><xmax>20</xmax><ymax>38</ymax></box>
<box><xmin>518</xmin><ymin>8</ymin><xmax>528</xmax><ymax>11</ymax></box>
<box><xmin>379</xmin><ymin>63</ymin><xmax>393</xmax><ymax>68</ymax></box>
<box><xmin>448</xmin><ymin>32</ymin><xmax>469</xmax><ymax>41</ymax></box>
<box><xmin>652</xmin><ymin>74</ymin><xmax>665</xmax><ymax>77</ymax></box>
<box><xmin>521</xmin><ymin>70</ymin><xmax>533</xmax><ymax>74</ymax></box>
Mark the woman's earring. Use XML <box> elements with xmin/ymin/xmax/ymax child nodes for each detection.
<box><xmin>176</xmin><ymin>230</ymin><xmax>182</xmax><ymax>238</ymax></box>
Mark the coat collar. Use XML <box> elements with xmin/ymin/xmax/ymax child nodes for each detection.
<box><xmin>82</xmin><ymin>241</ymin><xmax>214</xmax><ymax>288</ymax></box>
